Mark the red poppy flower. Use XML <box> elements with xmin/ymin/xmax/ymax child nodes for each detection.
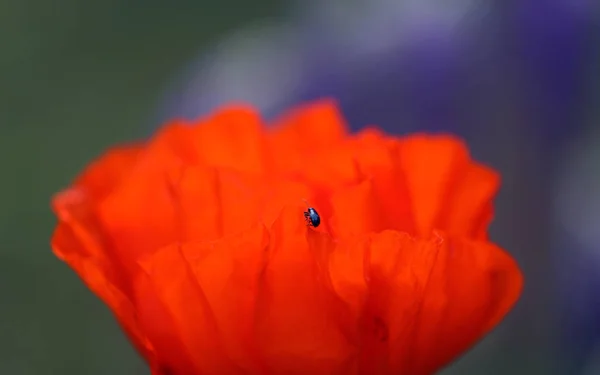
<box><xmin>51</xmin><ymin>100</ymin><xmax>523</xmax><ymax>375</ymax></box>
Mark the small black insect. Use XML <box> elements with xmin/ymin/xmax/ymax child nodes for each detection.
<box><xmin>303</xmin><ymin>207</ymin><xmax>321</xmax><ymax>228</ymax></box>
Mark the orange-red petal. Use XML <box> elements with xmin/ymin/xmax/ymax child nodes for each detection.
<box><xmin>252</xmin><ymin>206</ymin><xmax>357</xmax><ymax>374</ymax></box>
<box><xmin>137</xmin><ymin>207</ymin><xmax>359</xmax><ymax>375</ymax></box>
<box><xmin>96</xmin><ymin>123</ymin><xmax>192</xmax><ymax>262</ymax></box>
<box><xmin>136</xmin><ymin>243</ymin><xmax>236</xmax><ymax>375</ymax></box>
<box><xmin>394</xmin><ymin>135</ymin><xmax>500</xmax><ymax>238</ymax></box>
<box><xmin>168</xmin><ymin>164</ymin><xmax>316</xmax><ymax>241</ymax></box>
<box><xmin>50</xmin><ymin>189</ymin><xmax>154</xmax><ymax>364</ymax></box>
<box><xmin>72</xmin><ymin>144</ymin><xmax>143</xmax><ymax>200</ymax></box>
<box><xmin>268</xmin><ymin>100</ymin><xmax>349</xmax><ymax>175</ymax></box>
<box><xmin>189</xmin><ymin>106</ymin><xmax>269</xmax><ymax>174</ymax></box>
<box><xmin>326</xmin><ymin>230</ymin><xmax>523</xmax><ymax>374</ymax></box>
<box><xmin>138</xmin><ymin>224</ymin><xmax>270</xmax><ymax>374</ymax></box>
<box><xmin>329</xmin><ymin>179</ymin><xmax>387</xmax><ymax>238</ymax></box>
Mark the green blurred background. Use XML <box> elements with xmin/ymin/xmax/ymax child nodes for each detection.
<box><xmin>1</xmin><ymin>2</ymin><xmax>281</xmax><ymax>374</ymax></box>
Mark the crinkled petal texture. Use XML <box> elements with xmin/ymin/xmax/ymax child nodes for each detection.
<box><xmin>51</xmin><ymin>100</ymin><xmax>523</xmax><ymax>375</ymax></box>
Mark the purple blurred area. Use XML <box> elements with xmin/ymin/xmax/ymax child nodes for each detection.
<box><xmin>157</xmin><ymin>1</ymin><xmax>600</xmax><ymax>374</ymax></box>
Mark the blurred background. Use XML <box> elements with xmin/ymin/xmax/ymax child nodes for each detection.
<box><xmin>1</xmin><ymin>0</ymin><xmax>599</xmax><ymax>374</ymax></box>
